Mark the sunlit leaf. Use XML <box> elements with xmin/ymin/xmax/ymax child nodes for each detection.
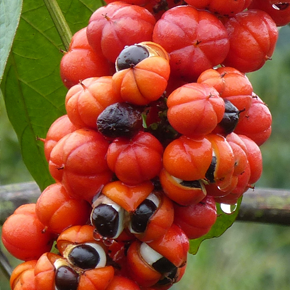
<box><xmin>189</xmin><ymin>198</ymin><xmax>242</xmax><ymax>254</ymax></box>
<box><xmin>0</xmin><ymin>0</ymin><xmax>23</xmax><ymax>83</ymax></box>
<box><xmin>0</xmin><ymin>0</ymin><xmax>103</xmax><ymax>190</ymax></box>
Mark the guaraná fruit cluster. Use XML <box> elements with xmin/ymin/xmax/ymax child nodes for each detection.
<box><xmin>2</xmin><ymin>0</ymin><xmax>288</xmax><ymax>289</ymax></box>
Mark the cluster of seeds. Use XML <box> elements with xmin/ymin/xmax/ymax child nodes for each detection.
<box><xmin>3</xmin><ymin>1</ymin><xmax>290</xmax><ymax>289</ymax></box>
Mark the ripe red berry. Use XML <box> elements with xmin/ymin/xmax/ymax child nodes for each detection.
<box><xmin>48</xmin><ymin>128</ymin><xmax>113</xmax><ymax>203</ymax></box>
<box><xmin>65</xmin><ymin>76</ymin><xmax>122</xmax><ymax>129</ymax></box>
<box><xmin>2</xmin><ymin>204</ymin><xmax>54</xmax><ymax>261</ymax></box>
<box><xmin>87</xmin><ymin>2</ymin><xmax>156</xmax><ymax>63</ymax></box>
<box><xmin>153</xmin><ymin>5</ymin><xmax>230</xmax><ymax>81</ymax></box>
<box><xmin>36</xmin><ymin>183</ymin><xmax>91</xmax><ymax>234</ymax></box>
<box><xmin>60</xmin><ymin>27</ymin><xmax>114</xmax><ymax>89</ymax></box>
<box><xmin>249</xmin><ymin>0</ymin><xmax>290</xmax><ymax>26</ymax></box>
<box><xmin>167</xmin><ymin>83</ymin><xmax>225</xmax><ymax>137</ymax></box>
<box><xmin>174</xmin><ymin>195</ymin><xmax>217</xmax><ymax>239</ymax></box>
<box><xmin>222</xmin><ymin>9</ymin><xmax>278</xmax><ymax>72</ymax></box>
<box><xmin>106</xmin><ymin>131</ymin><xmax>164</xmax><ymax>185</ymax></box>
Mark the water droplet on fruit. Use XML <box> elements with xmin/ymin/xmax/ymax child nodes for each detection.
<box><xmin>220</xmin><ymin>203</ymin><xmax>238</xmax><ymax>214</ymax></box>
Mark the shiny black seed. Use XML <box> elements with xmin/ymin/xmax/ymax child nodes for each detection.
<box><xmin>91</xmin><ymin>204</ymin><xmax>119</xmax><ymax>238</ymax></box>
<box><xmin>205</xmin><ymin>156</ymin><xmax>217</xmax><ymax>183</ymax></box>
<box><xmin>55</xmin><ymin>265</ymin><xmax>79</xmax><ymax>290</ymax></box>
<box><xmin>152</xmin><ymin>257</ymin><xmax>177</xmax><ymax>274</ymax></box>
<box><xmin>180</xmin><ymin>179</ymin><xmax>202</xmax><ymax>188</ymax></box>
<box><xmin>97</xmin><ymin>102</ymin><xmax>143</xmax><ymax>139</ymax></box>
<box><xmin>116</xmin><ymin>45</ymin><xmax>150</xmax><ymax>71</ymax></box>
<box><xmin>219</xmin><ymin>99</ymin><xmax>240</xmax><ymax>134</ymax></box>
<box><xmin>131</xmin><ymin>199</ymin><xmax>157</xmax><ymax>233</ymax></box>
<box><xmin>68</xmin><ymin>244</ymin><xmax>100</xmax><ymax>270</ymax></box>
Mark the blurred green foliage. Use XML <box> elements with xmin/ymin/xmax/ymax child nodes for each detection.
<box><xmin>1</xmin><ymin>23</ymin><xmax>290</xmax><ymax>290</ymax></box>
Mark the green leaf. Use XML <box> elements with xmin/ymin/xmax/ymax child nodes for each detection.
<box><xmin>0</xmin><ymin>0</ymin><xmax>103</xmax><ymax>190</ymax></box>
<box><xmin>189</xmin><ymin>198</ymin><xmax>242</xmax><ymax>254</ymax></box>
<box><xmin>0</xmin><ymin>0</ymin><xmax>23</xmax><ymax>83</ymax></box>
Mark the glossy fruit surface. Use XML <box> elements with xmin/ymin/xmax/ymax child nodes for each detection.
<box><xmin>87</xmin><ymin>2</ymin><xmax>156</xmax><ymax>63</ymax></box>
<box><xmin>153</xmin><ymin>5</ymin><xmax>230</xmax><ymax>81</ymax></box>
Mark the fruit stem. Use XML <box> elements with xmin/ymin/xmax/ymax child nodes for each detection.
<box><xmin>43</xmin><ymin>0</ymin><xmax>72</xmax><ymax>51</ymax></box>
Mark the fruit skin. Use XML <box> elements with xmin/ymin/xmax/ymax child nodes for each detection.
<box><xmin>101</xmin><ymin>180</ymin><xmax>154</xmax><ymax>212</ymax></box>
<box><xmin>43</xmin><ymin>115</ymin><xmax>80</xmax><ymax>161</ymax></box>
<box><xmin>65</xmin><ymin>76</ymin><xmax>123</xmax><ymax>130</ymax></box>
<box><xmin>112</xmin><ymin>56</ymin><xmax>170</xmax><ymax>105</ymax></box>
<box><xmin>106</xmin><ymin>276</ymin><xmax>141</xmax><ymax>290</ymax></box>
<box><xmin>249</xmin><ymin>0</ymin><xmax>290</xmax><ymax>26</ymax></box>
<box><xmin>10</xmin><ymin>260</ymin><xmax>37</xmax><ymax>290</ymax></box>
<box><xmin>159</xmin><ymin>168</ymin><xmax>207</xmax><ymax>206</ymax></box>
<box><xmin>35</xmin><ymin>183</ymin><xmax>91</xmax><ymax>234</ymax></box>
<box><xmin>1</xmin><ymin>204</ymin><xmax>54</xmax><ymax>261</ymax></box>
<box><xmin>167</xmin><ymin>83</ymin><xmax>225</xmax><ymax>137</ymax></box>
<box><xmin>153</xmin><ymin>5</ymin><xmax>230</xmax><ymax>81</ymax></box>
<box><xmin>184</xmin><ymin>0</ymin><xmax>253</xmax><ymax>17</ymax></box>
<box><xmin>48</xmin><ymin>128</ymin><xmax>113</xmax><ymax>203</ymax></box>
<box><xmin>60</xmin><ymin>27</ymin><xmax>114</xmax><ymax>89</ymax></box>
<box><xmin>56</xmin><ymin>225</ymin><xmax>96</xmax><ymax>256</ymax></box>
<box><xmin>173</xmin><ymin>195</ymin><xmax>217</xmax><ymax>239</ymax></box>
<box><xmin>106</xmin><ymin>131</ymin><xmax>164</xmax><ymax>185</ymax></box>
<box><xmin>87</xmin><ymin>2</ymin><xmax>156</xmax><ymax>63</ymax></box>
<box><xmin>222</xmin><ymin>9</ymin><xmax>278</xmax><ymax>73</ymax></box>
<box><xmin>197</xmin><ymin>66</ymin><xmax>253</xmax><ymax>120</ymax></box>
<box><xmin>162</xmin><ymin>135</ymin><xmax>213</xmax><ymax>181</ymax></box>
<box><xmin>234</xmin><ymin>94</ymin><xmax>272</xmax><ymax>146</ymax></box>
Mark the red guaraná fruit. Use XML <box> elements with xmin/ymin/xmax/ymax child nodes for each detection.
<box><xmin>166</xmin><ymin>83</ymin><xmax>225</xmax><ymax>137</ymax></box>
<box><xmin>197</xmin><ymin>66</ymin><xmax>254</xmax><ymax>120</ymax></box>
<box><xmin>43</xmin><ymin>114</ymin><xmax>81</xmax><ymax>161</ymax></box>
<box><xmin>106</xmin><ymin>131</ymin><xmax>164</xmax><ymax>185</ymax></box>
<box><xmin>184</xmin><ymin>0</ymin><xmax>253</xmax><ymax>17</ymax></box>
<box><xmin>86</xmin><ymin>2</ymin><xmax>156</xmax><ymax>63</ymax></box>
<box><xmin>222</xmin><ymin>9</ymin><xmax>279</xmax><ymax>73</ymax></box>
<box><xmin>153</xmin><ymin>5</ymin><xmax>230</xmax><ymax>81</ymax></box>
<box><xmin>112</xmin><ymin>52</ymin><xmax>170</xmax><ymax>105</ymax></box>
<box><xmin>65</xmin><ymin>76</ymin><xmax>122</xmax><ymax>130</ymax></box>
<box><xmin>10</xmin><ymin>260</ymin><xmax>37</xmax><ymax>290</ymax></box>
<box><xmin>249</xmin><ymin>0</ymin><xmax>290</xmax><ymax>27</ymax></box>
<box><xmin>2</xmin><ymin>204</ymin><xmax>54</xmax><ymax>261</ymax></box>
<box><xmin>234</xmin><ymin>94</ymin><xmax>272</xmax><ymax>146</ymax></box>
<box><xmin>60</xmin><ymin>27</ymin><xmax>114</xmax><ymax>89</ymax></box>
<box><xmin>35</xmin><ymin>183</ymin><xmax>91</xmax><ymax>234</ymax></box>
<box><xmin>174</xmin><ymin>195</ymin><xmax>217</xmax><ymax>239</ymax></box>
<box><xmin>162</xmin><ymin>135</ymin><xmax>213</xmax><ymax>182</ymax></box>
<box><xmin>48</xmin><ymin>128</ymin><xmax>113</xmax><ymax>203</ymax></box>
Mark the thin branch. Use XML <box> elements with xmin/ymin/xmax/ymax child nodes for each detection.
<box><xmin>43</xmin><ymin>0</ymin><xmax>72</xmax><ymax>51</ymax></box>
<box><xmin>0</xmin><ymin>247</ymin><xmax>13</xmax><ymax>280</ymax></box>
<box><xmin>1</xmin><ymin>182</ymin><xmax>290</xmax><ymax>226</ymax></box>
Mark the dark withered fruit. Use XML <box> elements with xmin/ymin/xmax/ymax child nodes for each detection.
<box><xmin>97</xmin><ymin>102</ymin><xmax>143</xmax><ymax>139</ymax></box>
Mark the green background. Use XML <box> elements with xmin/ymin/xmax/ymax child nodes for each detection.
<box><xmin>1</xmin><ymin>19</ymin><xmax>290</xmax><ymax>290</ymax></box>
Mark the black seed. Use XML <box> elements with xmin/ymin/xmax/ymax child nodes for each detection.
<box><xmin>97</xmin><ymin>102</ymin><xmax>143</xmax><ymax>139</ymax></box>
<box><xmin>55</xmin><ymin>265</ymin><xmax>79</xmax><ymax>290</ymax></box>
<box><xmin>116</xmin><ymin>44</ymin><xmax>150</xmax><ymax>71</ymax></box>
<box><xmin>219</xmin><ymin>99</ymin><xmax>240</xmax><ymax>134</ymax></box>
<box><xmin>68</xmin><ymin>244</ymin><xmax>100</xmax><ymax>270</ymax></box>
<box><xmin>180</xmin><ymin>179</ymin><xmax>202</xmax><ymax>188</ymax></box>
<box><xmin>272</xmin><ymin>3</ymin><xmax>289</xmax><ymax>10</ymax></box>
<box><xmin>131</xmin><ymin>199</ymin><xmax>157</xmax><ymax>233</ymax></box>
<box><xmin>157</xmin><ymin>267</ymin><xmax>178</xmax><ymax>285</ymax></box>
<box><xmin>152</xmin><ymin>256</ymin><xmax>177</xmax><ymax>274</ymax></box>
<box><xmin>205</xmin><ymin>156</ymin><xmax>217</xmax><ymax>183</ymax></box>
<box><xmin>91</xmin><ymin>204</ymin><xmax>119</xmax><ymax>238</ymax></box>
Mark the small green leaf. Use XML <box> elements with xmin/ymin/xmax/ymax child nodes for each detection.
<box><xmin>189</xmin><ymin>198</ymin><xmax>242</xmax><ymax>254</ymax></box>
<box><xmin>0</xmin><ymin>0</ymin><xmax>23</xmax><ymax>83</ymax></box>
<box><xmin>1</xmin><ymin>0</ymin><xmax>103</xmax><ymax>190</ymax></box>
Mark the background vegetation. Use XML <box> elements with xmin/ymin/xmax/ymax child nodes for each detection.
<box><xmin>1</xmin><ymin>14</ymin><xmax>290</xmax><ymax>290</ymax></box>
